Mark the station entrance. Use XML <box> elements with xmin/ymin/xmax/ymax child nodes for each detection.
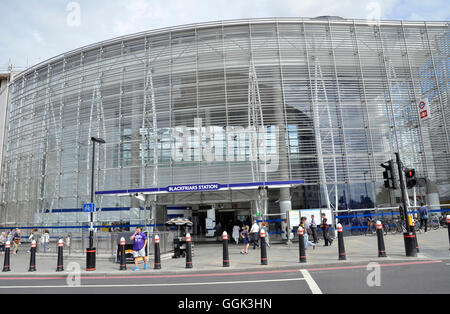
<box><xmin>164</xmin><ymin>201</ymin><xmax>253</xmax><ymax>242</ymax></box>
<box><xmin>95</xmin><ymin>180</ymin><xmax>306</xmax><ymax>243</ymax></box>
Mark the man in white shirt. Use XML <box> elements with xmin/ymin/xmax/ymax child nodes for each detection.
<box><xmin>249</xmin><ymin>220</ymin><xmax>260</xmax><ymax>249</ymax></box>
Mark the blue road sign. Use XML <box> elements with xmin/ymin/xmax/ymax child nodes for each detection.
<box><xmin>83</xmin><ymin>203</ymin><xmax>95</xmax><ymax>212</ymax></box>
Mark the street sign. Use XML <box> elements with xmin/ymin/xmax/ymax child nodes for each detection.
<box><xmin>166</xmin><ymin>183</ymin><xmax>220</xmax><ymax>193</ymax></box>
<box><xmin>83</xmin><ymin>203</ymin><xmax>95</xmax><ymax>212</ymax></box>
<box><xmin>418</xmin><ymin>99</ymin><xmax>431</xmax><ymax>121</ymax></box>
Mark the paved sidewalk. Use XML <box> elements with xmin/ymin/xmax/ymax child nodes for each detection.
<box><xmin>1</xmin><ymin>228</ymin><xmax>449</xmax><ymax>277</ymax></box>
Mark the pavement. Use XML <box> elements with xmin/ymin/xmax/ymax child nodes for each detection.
<box><xmin>1</xmin><ymin>228</ymin><xmax>449</xmax><ymax>277</ymax></box>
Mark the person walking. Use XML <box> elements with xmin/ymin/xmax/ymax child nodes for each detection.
<box><xmin>418</xmin><ymin>203</ymin><xmax>429</xmax><ymax>233</ymax></box>
<box><xmin>261</xmin><ymin>222</ymin><xmax>270</xmax><ymax>248</ymax></box>
<box><xmin>215</xmin><ymin>221</ymin><xmax>223</xmax><ymax>242</ymax></box>
<box><xmin>232</xmin><ymin>223</ymin><xmax>241</xmax><ymax>245</ymax></box>
<box><xmin>249</xmin><ymin>220</ymin><xmax>260</xmax><ymax>249</ymax></box>
<box><xmin>240</xmin><ymin>225</ymin><xmax>250</xmax><ymax>254</ymax></box>
<box><xmin>310</xmin><ymin>215</ymin><xmax>319</xmax><ymax>244</ymax></box>
<box><xmin>301</xmin><ymin>217</ymin><xmax>316</xmax><ymax>250</ymax></box>
<box><xmin>27</xmin><ymin>228</ymin><xmax>39</xmax><ymax>253</ymax></box>
<box><xmin>0</xmin><ymin>232</ymin><xmax>6</xmax><ymax>254</ymax></box>
<box><xmin>320</xmin><ymin>213</ymin><xmax>333</xmax><ymax>246</ymax></box>
<box><xmin>6</xmin><ymin>229</ymin><xmax>13</xmax><ymax>244</ymax></box>
<box><xmin>41</xmin><ymin>230</ymin><xmax>50</xmax><ymax>253</ymax></box>
<box><xmin>130</xmin><ymin>226</ymin><xmax>148</xmax><ymax>271</ymax></box>
<box><xmin>12</xmin><ymin>228</ymin><xmax>21</xmax><ymax>254</ymax></box>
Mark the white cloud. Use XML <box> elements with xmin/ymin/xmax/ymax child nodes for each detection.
<box><xmin>32</xmin><ymin>31</ymin><xmax>44</xmax><ymax>44</ymax></box>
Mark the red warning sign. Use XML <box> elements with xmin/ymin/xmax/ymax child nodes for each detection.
<box><xmin>418</xmin><ymin>99</ymin><xmax>430</xmax><ymax>121</ymax></box>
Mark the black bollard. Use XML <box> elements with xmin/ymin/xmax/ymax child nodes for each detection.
<box><xmin>403</xmin><ymin>232</ymin><xmax>417</xmax><ymax>257</ymax></box>
<box><xmin>337</xmin><ymin>224</ymin><xmax>346</xmax><ymax>260</ymax></box>
<box><xmin>56</xmin><ymin>239</ymin><xmax>64</xmax><ymax>272</ymax></box>
<box><xmin>185</xmin><ymin>233</ymin><xmax>193</xmax><ymax>269</ymax></box>
<box><xmin>28</xmin><ymin>240</ymin><xmax>37</xmax><ymax>272</ymax></box>
<box><xmin>119</xmin><ymin>237</ymin><xmax>127</xmax><ymax>271</ymax></box>
<box><xmin>154</xmin><ymin>235</ymin><xmax>161</xmax><ymax>269</ymax></box>
<box><xmin>447</xmin><ymin>215</ymin><xmax>450</xmax><ymax>251</ymax></box>
<box><xmin>2</xmin><ymin>241</ymin><xmax>11</xmax><ymax>272</ymax></box>
<box><xmin>376</xmin><ymin>221</ymin><xmax>387</xmax><ymax>257</ymax></box>
<box><xmin>297</xmin><ymin>227</ymin><xmax>306</xmax><ymax>263</ymax></box>
<box><xmin>222</xmin><ymin>231</ymin><xmax>230</xmax><ymax>267</ymax></box>
<box><xmin>260</xmin><ymin>229</ymin><xmax>268</xmax><ymax>265</ymax></box>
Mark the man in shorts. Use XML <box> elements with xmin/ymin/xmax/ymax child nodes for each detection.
<box><xmin>130</xmin><ymin>227</ymin><xmax>148</xmax><ymax>271</ymax></box>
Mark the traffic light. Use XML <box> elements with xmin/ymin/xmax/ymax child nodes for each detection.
<box><xmin>380</xmin><ymin>160</ymin><xmax>397</xmax><ymax>189</ymax></box>
<box><xmin>404</xmin><ymin>168</ymin><xmax>417</xmax><ymax>189</ymax></box>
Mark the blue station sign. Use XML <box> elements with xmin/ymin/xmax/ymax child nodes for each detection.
<box><xmin>166</xmin><ymin>183</ymin><xmax>220</xmax><ymax>193</ymax></box>
<box><xmin>96</xmin><ymin>180</ymin><xmax>305</xmax><ymax>196</ymax></box>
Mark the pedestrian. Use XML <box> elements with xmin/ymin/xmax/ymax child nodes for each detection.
<box><xmin>130</xmin><ymin>226</ymin><xmax>148</xmax><ymax>271</ymax></box>
<box><xmin>240</xmin><ymin>225</ymin><xmax>250</xmax><ymax>254</ymax></box>
<box><xmin>0</xmin><ymin>232</ymin><xmax>6</xmax><ymax>254</ymax></box>
<box><xmin>215</xmin><ymin>221</ymin><xmax>222</xmax><ymax>241</ymax></box>
<box><xmin>27</xmin><ymin>228</ymin><xmax>38</xmax><ymax>253</ymax></box>
<box><xmin>249</xmin><ymin>220</ymin><xmax>260</xmax><ymax>249</ymax></box>
<box><xmin>7</xmin><ymin>229</ymin><xmax>13</xmax><ymax>243</ymax></box>
<box><xmin>232</xmin><ymin>223</ymin><xmax>240</xmax><ymax>245</ymax></box>
<box><xmin>320</xmin><ymin>213</ymin><xmax>333</xmax><ymax>246</ymax></box>
<box><xmin>310</xmin><ymin>215</ymin><xmax>319</xmax><ymax>244</ymax></box>
<box><xmin>12</xmin><ymin>228</ymin><xmax>21</xmax><ymax>254</ymax></box>
<box><xmin>301</xmin><ymin>217</ymin><xmax>316</xmax><ymax>250</ymax></box>
<box><xmin>418</xmin><ymin>203</ymin><xmax>429</xmax><ymax>233</ymax></box>
<box><xmin>41</xmin><ymin>230</ymin><xmax>50</xmax><ymax>253</ymax></box>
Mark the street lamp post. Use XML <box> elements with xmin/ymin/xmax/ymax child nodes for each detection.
<box><xmin>87</xmin><ymin>136</ymin><xmax>105</xmax><ymax>271</ymax></box>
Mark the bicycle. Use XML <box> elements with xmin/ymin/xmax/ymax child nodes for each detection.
<box><xmin>439</xmin><ymin>214</ymin><xmax>449</xmax><ymax>228</ymax></box>
<box><xmin>383</xmin><ymin>218</ymin><xmax>396</xmax><ymax>235</ymax></box>
<box><xmin>364</xmin><ymin>218</ymin><xmax>388</xmax><ymax>236</ymax></box>
<box><xmin>364</xmin><ymin>218</ymin><xmax>378</xmax><ymax>236</ymax></box>
<box><xmin>429</xmin><ymin>214</ymin><xmax>441</xmax><ymax>230</ymax></box>
<box><xmin>391</xmin><ymin>217</ymin><xmax>407</xmax><ymax>234</ymax></box>
<box><xmin>416</xmin><ymin>214</ymin><xmax>440</xmax><ymax>231</ymax></box>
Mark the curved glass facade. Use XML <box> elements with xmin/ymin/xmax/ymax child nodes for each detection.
<box><xmin>1</xmin><ymin>18</ymin><xmax>449</xmax><ymax>224</ymax></box>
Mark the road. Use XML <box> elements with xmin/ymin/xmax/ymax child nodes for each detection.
<box><xmin>0</xmin><ymin>259</ymin><xmax>449</xmax><ymax>295</ymax></box>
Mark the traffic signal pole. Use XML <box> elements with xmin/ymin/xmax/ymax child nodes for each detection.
<box><xmin>395</xmin><ymin>152</ymin><xmax>417</xmax><ymax>257</ymax></box>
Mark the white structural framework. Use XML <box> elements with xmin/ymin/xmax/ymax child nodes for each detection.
<box><xmin>0</xmin><ymin>17</ymin><xmax>449</xmax><ymax>226</ymax></box>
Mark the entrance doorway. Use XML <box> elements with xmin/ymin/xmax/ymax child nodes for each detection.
<box><xmin>189</xmin><ymin>202</ymin><xmax>251</xmax><ymax>241</ymax></box>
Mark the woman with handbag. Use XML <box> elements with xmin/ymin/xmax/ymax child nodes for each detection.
<box><xmin>240</xmin><ymin>225</ymin><xmax>250</xmax><ymax>254</ymax></box>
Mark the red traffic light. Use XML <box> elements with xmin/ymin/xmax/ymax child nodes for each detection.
<box><xmin>405</xmin><ymin>169</ymin><xmax>415</xmax><ymax>178</ymax></box>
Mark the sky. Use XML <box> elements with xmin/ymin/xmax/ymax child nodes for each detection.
<box><xmin>0</xmin><ymin>0</ymin><xmax>448</xmax><ymax>71</ymax></box>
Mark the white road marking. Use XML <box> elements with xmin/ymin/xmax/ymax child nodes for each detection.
<box><xmin>0</xmin><ymin>277</ymin><xmax>305</xmax><ymax>289</ymax></box>
<box><xmin>300</xmin><ymin>269</ymin><xmax>323</xmax><ymax>294</ymax></box>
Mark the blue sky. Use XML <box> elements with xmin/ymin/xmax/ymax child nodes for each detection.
<box><xmin>0</xmin><ymin>0</ymin><xmax>448</xmax><ymax>71</ymax></box>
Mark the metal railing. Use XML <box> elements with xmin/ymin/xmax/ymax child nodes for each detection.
<box><xmin>1</xmin><ymin>228</ymin><xmax>173</xmax><ymax>257</ymax></box>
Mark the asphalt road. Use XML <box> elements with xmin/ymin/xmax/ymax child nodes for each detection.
<box><xmin>0</xmin><ymin>259</ymin><xmax>449</xmax><ymax>295</ymax></box>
